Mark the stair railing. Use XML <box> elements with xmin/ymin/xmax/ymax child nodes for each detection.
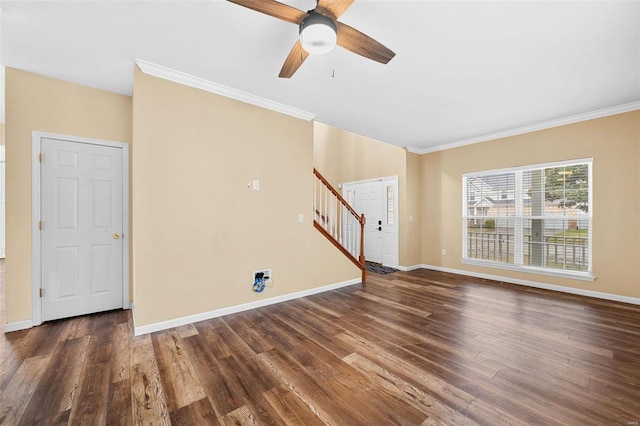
<box><xmin>313</xmin><ymin>168</ymin><xmax>366</xmax><ymax>282</ymax></box>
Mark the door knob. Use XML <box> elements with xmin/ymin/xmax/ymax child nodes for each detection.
<box><xmin>378</xmin><ymin>226</ymin><xmax>382</xmax><ymax>231</ymax></box>
<box><xmin>113</xmin><ymin>233</ymin><xmax>121</xmax><ymax>240</ymax></box>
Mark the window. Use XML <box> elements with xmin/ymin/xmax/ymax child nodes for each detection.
<box><xmin>462</xmin><ymin>159</ymin><xmax>593</xmax><ymax>280</ymax></box>
<box><xmin>386</xmin><ymin>185</ymin><xmax>395</xmax><ymax>225</ymax></box>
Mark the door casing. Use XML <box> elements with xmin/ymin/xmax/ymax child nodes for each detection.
<box><xmin>31</xmin><ymin>131</ymin><xmax>130</xmax><ymax>326</ymax></box>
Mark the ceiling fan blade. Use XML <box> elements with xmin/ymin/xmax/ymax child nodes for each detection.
<box><xmin>279</xmin><ymin>40</ymin><xmax>310</xmax><ymax>78</ymax></box>
<box><xmin>227</xmin><ymin>0</ymin><xmax>307</xmax><ymax>24</ymax></box>
<box><xmin>336</xmin><ymin>22</ymin><xmax>395</xmax><ymax>64</ymax></box>
<box><xmin>315</xmin><ymin>0</ymin><xmax>355</xmax><ymax>20</ymax></box>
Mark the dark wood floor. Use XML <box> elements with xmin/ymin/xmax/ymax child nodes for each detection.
<box><xmin>1</xmin><ymin>265</ymin><xmax>640</xmax><ymax>425</ymax></box>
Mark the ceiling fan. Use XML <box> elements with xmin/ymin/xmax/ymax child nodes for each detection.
<box><xmin>227</xmin><ymin>0</ymin><xmax>396</xmax><ymax>78</ymax></box>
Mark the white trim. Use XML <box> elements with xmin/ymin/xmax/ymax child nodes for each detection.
<box><xmin>134</xmin><ymin>277</ymin><xmax>361</xmax><ymax>336</ymax></box>
<box><xmin>341</xmin><ymin>175</ymin><xmax>398</xmax><ymax>187</ymax></box>
<box><xmin>31</xmin><ymin>136</ymin><xmax>42</xmax><ymax>325</ymax></box>
<box><xmin>406</xmin><ymin>101</ymin><xmax>640</xmax><ymax>154</ymax></box>
<box><xmin>460</xmin><ymin>258</ymin><xmax>595</xmax><ymax>282</ymax></box>
<box><xmin>31</xmin><ymin>131</ymin><xmax>130</xmax><ymax>326</ymax></box>
<box><xmin>397</xmin><ymin>264</ymin><xmax>422</xmax><ymax>272</ymax></box>
<box><xmin>135</xmin><ymin>59</ymin><xmax>316</xmax><ymax>122</ymax></box>
<box><xmin>462</xmin><ymin>157</ymin><xmax>594</xmax><ymax>177</ymax></box>
<box><xmin>3</xmin><ymin>319</ymin><xmax>34</xmax><ymax>333</ymax></box>
<box><xmin>462</xmin><ymin>158</ymin><xmax>593</xmax><ymax>278</ymax></box>
<box><xmin>418</xmin><ymin>264</ymin><xmax>639</xmax><ymax>306</ymax></box>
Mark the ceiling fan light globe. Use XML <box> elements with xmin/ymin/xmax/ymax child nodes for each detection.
<box><xmin>299</xmin><ymin>12</ymin><xmax>337</xmax><ymax>55</ymax></box>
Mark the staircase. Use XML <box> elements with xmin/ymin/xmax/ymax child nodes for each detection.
<box><xmin>313</xmin><ymin>168</ymin><xmax>366</xmax><ymax>283</ymax></box>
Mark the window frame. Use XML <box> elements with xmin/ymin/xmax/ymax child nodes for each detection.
<box><xmin>461</xmin><ymin>158</ymin><xmax>594</xmax><ymax>281</ymax></box>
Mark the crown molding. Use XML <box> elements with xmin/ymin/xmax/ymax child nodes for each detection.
<box><xmin>407</xmin><ymin>101</ymin><xmax>640</xmax><ymax>155</ymax></box>
<box><xmin>135</xmin><ymin>59</ymin><xmax>316</xmax><ymax>121</ymax></box>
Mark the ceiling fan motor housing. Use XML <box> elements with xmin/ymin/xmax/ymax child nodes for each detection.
<box><xmin>299</xmin><ymin>11</ymin><xmax>338</xmax><ymax>55</ymax></box>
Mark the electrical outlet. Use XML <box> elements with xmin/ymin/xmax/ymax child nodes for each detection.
<box><xmin>441</xmin><ymin>249</ymin><xmax>447</xmax><ymax>256</ymax></box>
<box><xmin>253</xmin><ymin>269</ymin><xmax>272</xmax><ymax>283</ymax></box>
<box><xmin>252</xmin><ymin>269</ymin><xmax>272</xmax><ymax>293</ymax></box>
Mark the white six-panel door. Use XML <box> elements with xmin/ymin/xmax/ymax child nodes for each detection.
<box><xmin>356</xmin><ymin>181</ymin><xmax>384</xmax><ymax>264</ymax></box>
<box><xmin>40</xmin><ymin>137</ymin><xmax>124</xmax><ymax>321</ymax></box>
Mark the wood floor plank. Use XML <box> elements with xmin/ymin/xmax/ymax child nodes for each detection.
<box><xmin>258</xmin><ymin>347</ymin><xmax>369</xmax><ymax>425</ymax></box>
<box><xmin>112</xmin><ymin>321</ymin><xmax>132</xmax><ymax>383</ymax></box>
<box><xmin>462</xmin><ymin>398</ymin><xmax>529</xmax><ymax>426</ymax></box>
<box><xmin>18</xmin><ymin>336</ymin><xmax>90</xmax><ymax>425</ymax></box>
<box><xmin>169</xmin><ymin>397</ymin><xmax>219</xmax><ymax>426</ymax></box>
<box><xmin>106</xmin><ymin>378</ymin><xmax>133</xmax><ymax>426</ymax></box>
<box><xmin>130</xmin><ymin>358</ymin><xmax>171</xmax><ymax>425</ymax></box>
<box><xmin>175</xmin><ymin>323</ymin><xmax>200</xmax><ymax>339</ymax></box>
<box><xmin>0</xmin><ymin>321</ymin><xmax>65</xmax><ymax>390</ymax></box>
<box><xmin>2</xmin><ymin>267</ymin><xmax>640</xmax><ymax>425</ymax></box>
<box><xmin>0</xmin><ymin>354</ymin><xmax>50</xmax><ymax>425</ymax></box>
<box><xmin>218</xmin><ymin>405</ymin><xmax>257</xmax><ymax>426</ymax></box>
<box><xmin>262</xmin><ymin>384</ymin><xmax>325</xmax><ymax>426</ymax></box>
<box><xmin>68</xmin><ymin>361</ymin><xmax>110</xmax><ymax>425</ymax></box>
<box><xmin>221</xmin><ymin>313</ymin><xmax>275</xmax><ymax>355</ymax></box>
<box><xmin>151</xmin><ymin>329</ymin><xmax>206</xmax><ymax>412</ymax></box>
<box><xmin>343</xmin><ymin>352</ymin><xmax>478</xmax><ymax>425</ymax></box>
<box><xmin>181</xmin><ymin>334</ymin><xmax>245</xmax><ymax>417</ymax></box>
<box><xmin>337</xmin><ymin>331</ymin><xmax>477</xmax><ymax>411</ymax></box>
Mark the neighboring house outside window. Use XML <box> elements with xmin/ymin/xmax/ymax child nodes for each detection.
<box><xmin>462</xmin><ymin>159</ymin><xmax>593</xmax><ymax>281</ymax></box>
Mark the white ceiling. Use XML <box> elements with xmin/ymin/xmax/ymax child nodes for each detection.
<box><xmin>1</xmin><ymin>1</ymin><xmax>638</xmax><ymax>151</ymax></box>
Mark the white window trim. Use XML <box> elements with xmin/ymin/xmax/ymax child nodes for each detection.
<box><xmin>462</xmin><ymin>158</ymin><xmax>594</xmax><ymax>281</ymax></box>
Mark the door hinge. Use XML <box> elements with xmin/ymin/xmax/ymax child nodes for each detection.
<box><xmin>39</xmin><ymin>152</ymin><xmax>43</xmax><ymax>163</ymax></box>
<box><xmin>39</xmin><ymin>288</ymin><xmax>44</xmax><ymax>298</ymax></box>
<box><xmin>39</xmin><ymin>221</ymin><xmax>43</xmax><ymax>231</ymax></box>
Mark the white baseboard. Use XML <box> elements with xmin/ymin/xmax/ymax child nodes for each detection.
<box><xmin>3</xmin><ymin>319</ymin><xmax>34</xmax><ymax>333</ymax></box>
<box><xmin>419</xmin><ymin>264</ymin><xmax>640</xmax><ymax>306</ymax></box>
<box><xmin>397</xmin><ymin>264</ymin><xmax>423</xmax><ymax>272</ymax></box>
<box><xmin>134</xmin><ymin>277</ymin><xmax>361</xmax><ymax>336</ymax></box>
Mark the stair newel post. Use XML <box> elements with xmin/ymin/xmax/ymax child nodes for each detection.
<box><xmin>359</xmin><ymin>213</ymin><xmax>366</xmax><ymax>283</ymax></box>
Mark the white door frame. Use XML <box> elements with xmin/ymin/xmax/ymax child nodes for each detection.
<box><xmin>31</xmin><ymin>131</ymin><xmax>130</xmax><ymax>326</ymax></box>
<box><xmin>342</xmin><ymin>175</ymin><xmax>399</xmax><ymax>268</ymax></box>
<box><xmin>0</xmin><ymin>145</ymin><xmax>5</xmax><ymax>258</ymax></box>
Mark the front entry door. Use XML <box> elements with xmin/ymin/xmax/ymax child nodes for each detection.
<box><xmin>41</xmin><ymin>138</ymin><xmax>124</xmax><ymax>321</ymax></box>
<box><xmin>355</xmin><ymin>180</ymin><xmax>384</xmax><ymax>264</ymax></box>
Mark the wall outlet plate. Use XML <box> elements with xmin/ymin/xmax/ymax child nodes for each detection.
<box><xmin>253</xmin><ymin>269</ymin><xmax>272</xmax><ymax>283</ymax></box>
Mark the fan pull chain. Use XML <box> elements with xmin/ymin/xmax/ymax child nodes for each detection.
<box><xmin>332</xmin><ymin>51</ymin><xmax>335</xmax><ymax>78</ymax></box>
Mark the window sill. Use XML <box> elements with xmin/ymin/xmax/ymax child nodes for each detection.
<box><xmin>461</xmin><ymin>258</ymin><xmax>596</xmax><ymax>282</ymax></box>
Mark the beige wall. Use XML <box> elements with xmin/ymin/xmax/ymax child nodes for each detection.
<box><xmin>5</xmin><ymin>65</ymin><xmax>635</xmax><ymax>330</ymax></box>
<box><xmin>314</xmin><ymin>122</ymin><xmax>407</xmax><ymax>185</ymax></box>
<box><xmin>404</xmin><ymin>152</ymin><xmax>422</xmax><ymax>266</ymax></box>
<box><xmin>4</xmin><ymin>68</ymin><xmax>132</xmax><ymax>323</ymax></box>
<box><xmin>313</xmin><ymin>122</ymin><xmax>422</xmax><ymax>267</ymax></box>
<box><xmin>132</xmin><ymin>68</ymin><xmax>358</xmax><ymax>327</ymax></box>
<box><xmin>421</xmin><ymin>110</ymin><xmax>640</xmax><ymax>298</ymax></box>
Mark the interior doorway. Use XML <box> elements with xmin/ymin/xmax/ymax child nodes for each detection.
<box><xmin>342</xmin><ymin>176</ymin><xmax>399</xmax><ymax>268</ymax></box>
<box><xmin>32</xmin><ymin>132</ymin><xmax>130</xmax><ymax>325</ymax></box>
